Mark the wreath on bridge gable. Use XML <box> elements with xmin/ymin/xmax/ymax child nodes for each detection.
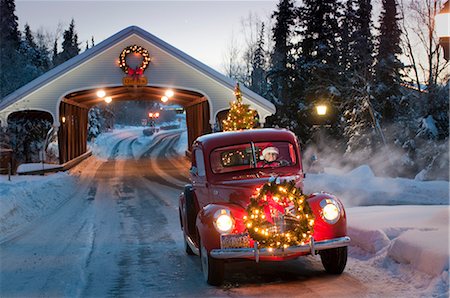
<box><xmin>243</xmin><ymin>177</ymin><xmax>315</xmax><ymax>249</ymax></box>
<box><xmin>119</xmin><ymin>45</ymin><xmax>151</xmax><ymax>77</ymax></box>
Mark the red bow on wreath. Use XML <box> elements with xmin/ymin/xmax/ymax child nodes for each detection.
<box><xmin>263</xmin><ymin>195</ymin><xmax>287</xmax><ymax>224</ymax></box>
<box><xmin>128</xmin><ymin>67</ymin><xmax>144</xmax><ymax>78</ymax></box>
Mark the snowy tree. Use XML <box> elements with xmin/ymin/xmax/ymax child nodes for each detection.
<box><xmin>340</xmin><ymin>0</ymin><xmax>358</xmax><ymax>73</ymax></box>
<box><xmin>20</xmin><ymin>24</ymin><xmax>50</xmax><ymax>73</ymax></box>
<box><xmin>268</xmin><ymin>0</ymin><xmax>296</xmax><ymax>105</ymax></box>
<box><xmin>0</xmin><ymin>0</ymin><xmax>21</xmax><ymax>97</ymax></box>
<box><xmin>353</xmin><ymin>0</ymin><xmax>374</xmax><ymax>79</ymax></box>
<box><xmin>7</xmin><ymin>116</ymin><xmax>52</xmax><ymax>164</ymax></box>
<box><xmin>298</xmin><ymin>0</ymin><xmax>342</xmax><ymax>101</ymax></box>
<box><xmin>0</xmin><ymin>0</ymin><xmax>20</xmax><ymax>49</ymax></box>
<box><xmin>53</xmin><ymin>19</ymin><xmax>80</xmax><ymax>66</ymax></box>
<box><xmin>88</xmin><ymin>106</ymin><xmax>104</xmax><ymax>140</ymax></box>
<box><xmin>250</xmin><ymin>23</ymin><xmax>267</xmax><ymax>96</ymax></box>
<box><xmin>374</xmin><ymin>0</ymin><xmax>403</xmax><ymax>122</ymax></box>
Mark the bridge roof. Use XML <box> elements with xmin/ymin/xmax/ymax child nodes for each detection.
<box><xmin>0</xmin><ymin>26</ymin><xmax>275</xmax><ymax>125</ymax></box>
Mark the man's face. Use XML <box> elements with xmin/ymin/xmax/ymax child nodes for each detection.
<box><xmin>265</xmin><ymin>152</ymin><xmax>278</xmax><ymax>162</ymax></box>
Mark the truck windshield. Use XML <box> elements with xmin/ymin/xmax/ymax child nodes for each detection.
<box><xmin>210</xmin><ymin>141</ymin><xmax>297</xmax><ymax>174</ymax></box>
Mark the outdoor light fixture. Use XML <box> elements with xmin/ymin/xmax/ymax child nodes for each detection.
<box><xmin>161</xmin><ymin>96</ymin><xmax>169</xmax><ymax>103</ymax></box>
<box><xmin>96</xmin><ymin>90</ymin><xmax>106</xmax><ymax>98</ymax></box>
<box><xmin>104</xmin><ymin>96</ymin><xmax>112</xmax><ymax>103</ymax></box>
<box><xmin>154</xmin><ymin>112</ymin><xmax>160</xmax><ymax>118</ymax></box>
<box><xmin>316</xmin><ymin>104</ymin><xmax>328</xmax><ymax>116</ymax></box>
<box><xmin>149</xmin><ymin>112</ymin><xmax>154</xmax><ymax>118</ymax></box>
<box><xmin>165</xmin><ymin>89</ymin><xmax>174</xmax><ymax>97</ymax></box>
<box><xmin>436</xmin><ymin>1</ymin><xmax>450</xmax><ymax>61</ymax></box>
<box><xmin>61</xmin><ymin>116</ymin><xmax>66</xmax><ymax>123</ymax></box>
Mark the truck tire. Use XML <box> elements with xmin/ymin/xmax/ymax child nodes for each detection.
<box><xmin>200</xmin><ymin>237</ymin><xmax>224</xmax><ymax>286</ymax></box>
<box><xmin>184</xmin><ymin>185</ymin><xmax>197</xmax><ymax>240</ymax></box>
<box><xmin>320</xmin><ymin>246</ymin><xmax>347</xmax><ymax>274</ymax></box>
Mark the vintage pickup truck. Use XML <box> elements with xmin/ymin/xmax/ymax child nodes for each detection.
<box><xmin>179</xmin><ymin>128</ymin><xmax>350</xmax><ymax>285</ymax></box>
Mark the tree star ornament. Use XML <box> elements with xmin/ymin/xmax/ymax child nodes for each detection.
<box><xmin>244</xmin><ymin>180</ymin><xmax>315</xmax><ymax>249</ymax></box>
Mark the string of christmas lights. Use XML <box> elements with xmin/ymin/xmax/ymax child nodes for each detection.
<box><xmin>244</xmin><ymin>179</ymin><xmax>315</xmax><ymax>249</ymax></box>
<box><xmin>119</xmin><ymin>45</ymin><xmax>151</xmax><ymax>75</ymax></box>
<box><xmin>222</xmin><ymin>83</ymin><xmax>259</xmax><ymax>131</ymax></box>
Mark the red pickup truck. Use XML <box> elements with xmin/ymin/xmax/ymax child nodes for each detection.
<box><xmin>179</xmin><ymin>128</ymin><xmax>350</xmax><ymax>285</ymax></box>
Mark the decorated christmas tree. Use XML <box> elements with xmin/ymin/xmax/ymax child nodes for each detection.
<box><xmin>222</xmin><ymin>83</ymin><xmax>259</xmax><ymax>131</ymax></box>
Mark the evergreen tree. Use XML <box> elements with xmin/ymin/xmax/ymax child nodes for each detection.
<box><xmin>353</xmin><ymin>0</ymin><xmax>374</xmax><ymax>79</ymax></box>
<box><xmin>23</xmin><ymin>23</ymin><xmax>37</xmax><ymax>49</ymax></box>
<box><xmin>340</xmin><ymin>0</ymin><xmax>377</xmax><ymax>158</ymax></box>
<box><xmin>250</xmin><ymin>23</ymin><xmax>267</xmax><ymax>96</ymax></box>
<box><xmin>298</xmin><ymin>0</ymin><xmax>342</xmax><ymax>101</ymax></box>
<box><xmin>53</xmin><ymin>19</ymin><xmax>80</xmax><ymax>66</ymax></box>
<box><xmin>268</xmin><ymin>0</ymin><xmax>296</xmax><ymax>104</ymax></box>
<box><xmin>52</xmin><ymin>38</ymin><xmax>58</xmax><ymax>65</ymax></box>
<box><xmin>374</xmin><ymin>0</ymin><xmax>403</xmax><ymax>122</ymax></box>
<box><xmin>34</xmin><ymin>30</ymin><xmax>51</xmax><ymax>71</ymax></box>
<box><xmin>0</xmin><ymin>0</ymin><xmax>20</xmax><ymax>49</ymax></box>
<box><xmin>340</xmin><ymin>0</ymin><xmax>357</xmax><ymax>73</ymax></box>
<box><xmin>91</xmin><ymin>36</ymin><xmax>95</xmax><ymax>47</ymax></box>
<box><xmin>0</xmin><ymin>0</ymin><xmax>21</xmax><ymax>97</ymax></box>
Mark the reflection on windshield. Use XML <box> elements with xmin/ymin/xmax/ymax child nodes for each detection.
<box><xmin>210</xmin><ymin>141</ymin><xmax>297</xmax><ymax>174</ymax></box>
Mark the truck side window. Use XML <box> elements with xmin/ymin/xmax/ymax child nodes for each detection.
<box><xmin>194</xmin><ymin>149</ymin><xmax>206</xmax><ymax>177</ymax></box>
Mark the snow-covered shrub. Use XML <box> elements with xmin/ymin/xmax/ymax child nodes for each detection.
<box><xmin>7</xmin><ymin>116</ymin><xmax>52</xmax><ymax>164</ymax></box>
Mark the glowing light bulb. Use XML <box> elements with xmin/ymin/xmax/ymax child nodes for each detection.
<box><xmin>165</xmin><ymin>90</ymin><xmax>174</xmax><ymax>98</ymax></box>
<box><xmin>96</xmin><ymin>90</ymin><xmax>106</xmax><ymax>98</ymax></box>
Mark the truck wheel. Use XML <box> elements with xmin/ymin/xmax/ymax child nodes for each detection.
<box><xmin>320</xmin><ymin>246</ymin><xmax>347</xmax><ymax>274</ymax></box>
<box><xmin>184</xmin><ymin>185</ymin><xmax>197</xmax><ymax>237</ymax></box>
<box><xmin>184</xmin><ymin>233</ymin><xmax>195</xmax><ymax>255</ymax></box>
<box><xmin>200</xmin><ymin>238</ymin><xmax>224</xmax><ymax>286</ymax></box>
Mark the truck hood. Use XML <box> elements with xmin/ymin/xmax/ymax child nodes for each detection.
<box><xmin>211</xmin><ymin>174</ymin><xmax>303</xmax><ymax>209</ymax></box>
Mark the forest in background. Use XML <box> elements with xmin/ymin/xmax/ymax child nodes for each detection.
<box><xmin>0</xmin><ymin>0</ymin><xmax>448</xmax><ymax>180</ymax></box>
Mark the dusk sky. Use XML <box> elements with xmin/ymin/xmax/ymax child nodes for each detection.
<box><xmin>16</xmin><ymin>1</ymin><xmax>278</xmax><ymax>71</ymax></box>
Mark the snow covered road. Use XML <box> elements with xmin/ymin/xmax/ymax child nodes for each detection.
<box><xmin>0</xmin><ymin>127</ymin><xmax>448</xmax><ymax>297</ymax></box>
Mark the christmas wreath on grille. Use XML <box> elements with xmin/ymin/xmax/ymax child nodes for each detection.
<box><xmin>119</xmin><ymin>45</ymin><xmax>151</xmax><ymax>76</ymax></box>
<box><xmin>243</xmin><ymin>177</ymin><xmax>315</xmax><ymax>249</ymax></box>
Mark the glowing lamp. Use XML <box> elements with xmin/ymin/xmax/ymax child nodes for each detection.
<box><xmin>316</xmin><ymin>104</ymin><xmax>327</xmax><ymax>116</ymax></box>
<box><xmin>104</xmin><ymin>96</ymin><xmax>112</xmax><ymax>103</ymax></box>
<box><xmin>154</xmin><ymin>112</ymin><xmax>160</xmax><ymax>118</ymax></box>
<box><xmin>161</xmin><ymin>96</ymin><xmax>169</xmax><ymax>103</ymax></box>
<box><xmin>96</xmin><ymin>90</ymin><xmax>106</xmax><ymax>98</ymax></box>
<box><xmin>165</xmin><ymin>89</ymin><xmax>174</xmax><ymax>98</ymax></box>
<box><xmin>61</xmin><ymin>116</ymin><xmax>66</xmax><ymax>123</ymax></box>
<box><xmin>148</xmin><ymin>112</ymin><xmax>154</xmax><ymax>118</ymax></box>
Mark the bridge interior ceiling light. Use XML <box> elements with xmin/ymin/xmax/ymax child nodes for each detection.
<box><xmin>165</xmin><ymin>89</ymin><xmax>174</xmax><ymax>98</ymax></box>
<box><xmin>161</xmin><ymin>96</ymin><xmax>169</xmax><ymax>103</ymax></box>
<box><xmin>104</xmin><ymin>96</ymin><xmax>112</xmax><ymax>103</ymax></box>
<box><xmin>96</xmin><ymin>90</ymin><xmax>106</xmax><ymax>98</ymax></box>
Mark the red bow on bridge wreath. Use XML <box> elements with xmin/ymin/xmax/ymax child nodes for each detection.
<box><xmin>128</xmin><ymin>67</ymin><xmax>144</xmax><ymax>78</ymax></box>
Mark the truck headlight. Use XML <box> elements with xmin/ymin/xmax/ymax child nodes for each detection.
<box><xmin>214</xmin><ymin>209</ymin><xmax>234</xmax><ymax>234</ymax></box>
<box><xmin>320</xmin><ymin>198</ymin><xmax>341</xmax><ymax>224</ymax></box>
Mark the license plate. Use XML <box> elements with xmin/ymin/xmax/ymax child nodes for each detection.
<box><xmin>221</xmin><ymin>233</ymin><xmax>250</xmax><ymax>249</ymax></box>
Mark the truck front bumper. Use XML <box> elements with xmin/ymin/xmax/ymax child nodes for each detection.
<box><xmin>210</xmin><ymin>236</ymin><xmax>351</xmax><ymax>261</ymax></box>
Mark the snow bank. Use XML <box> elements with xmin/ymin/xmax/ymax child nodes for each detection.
<box><xmin>0</xmin><ymin>172</ymin><xmax>78</xmax><ymax>242</ymax></box>
<box><xmin>304</xmin><ymin>165</ymin><xmax>448</xmax><ymax>206</ymax></box>
<box><xmin>347</xmin><ymin>206</ymin><xmax>449</xmax><ymax>276</ymax></box>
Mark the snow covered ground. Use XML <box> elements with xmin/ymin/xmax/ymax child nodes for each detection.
<box><xmin>0</xmin><ymin>126</ymin><xmax>448</xmax><ymax>296</ymax></box>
